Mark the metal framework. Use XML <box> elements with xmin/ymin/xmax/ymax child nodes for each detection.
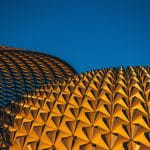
<box><xmin>0</xmin><ymin>46</ymin><xmax>76</xmax><ymax>106</ymax></box>
<box><xmin>0</xmin><ymin>66</ymin><xmax>149</xmax><ymax>149</ymax></box>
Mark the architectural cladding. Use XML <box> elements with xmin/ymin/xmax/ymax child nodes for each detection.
<box><xmin>0</xmin><ymin>66</ymin><xmax>150</xmax><ymax>149</ymax></box>
<box><xmin>0</xmin><ymin>46</ymin><xmax>76</xmax><ymax>106</ymax></box>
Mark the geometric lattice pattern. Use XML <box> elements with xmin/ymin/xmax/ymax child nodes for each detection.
<box><xmin>0</xmin><ymin>66</ymin><xmax>149</xmax><ymax>149</ymax></box>
<box><xmin>0</xmin><ymin>46</ymin><xmax>76</xmax><ymax>106</ymax></box>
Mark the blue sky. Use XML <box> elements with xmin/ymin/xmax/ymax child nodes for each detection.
<box><xmin>0</xmin><ymin>0</ymin><xmax>150</xmax><ymax>73</ymax></box>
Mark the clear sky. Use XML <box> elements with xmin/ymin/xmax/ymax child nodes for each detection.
<box><xmin>0</xmin><ymin>0</ymin><xmax>150</xmax><ymax>73</ymax></box>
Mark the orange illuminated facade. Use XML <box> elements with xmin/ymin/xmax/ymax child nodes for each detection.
<box><xmin>0</xmin><ymin>66</ymin><xmax>149</xmax><ymax>149</ymax></box>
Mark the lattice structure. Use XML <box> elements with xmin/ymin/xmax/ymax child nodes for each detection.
<box><xmin>0</xmin><ymin>46</ymin><xmax>76</xmax><ymax>106</ymax></box>
<box><xmin>0</xmin><ymin>66</ymin><xmax>150</xmax><ymax>150</ymax></box>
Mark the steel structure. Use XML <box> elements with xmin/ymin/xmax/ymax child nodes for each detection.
<box><xmin>0</xmin><ymin>66</ymin><xmax>149</xmax><ymax>149</ymax></box>
<box><xmin>0</xmin><ymin>46</ymin><xmax>76</xmax><ymax>106</ymax></box>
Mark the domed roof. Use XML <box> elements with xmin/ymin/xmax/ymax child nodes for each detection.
<box><xmin>0</xmin><ymin>66</ymin><xmax>149</xmax><ymax>149</ymax></box>
<box><xmin>0</xmin><ymin>46</ymin><xmax>76</xmax><ymax>106</ymax></box>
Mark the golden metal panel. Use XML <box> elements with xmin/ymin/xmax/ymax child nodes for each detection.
<box><xmin>0</xmin><ymin>66</ymin><xmax>149</xmax><ymax>149</ymax></box>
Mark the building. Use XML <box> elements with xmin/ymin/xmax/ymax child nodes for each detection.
<box><xmin>0</xmin><ymin>65</ymin><xmax>149</xmax><ymax>149</ymax></box>
<box><xmin>0</xmin><ymin>46</ymin><xmax>76</xmax><ymax>106</ymax></box>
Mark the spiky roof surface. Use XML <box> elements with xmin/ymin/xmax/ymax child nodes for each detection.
<box><xmin>0</xmin><ymin>46</ymin><xmax>76</xmax><ymax>106</ymax></box>
<box><xmin>0</xmin><ymin>66</ymin><xmax>150</xmax><ymax>149</ymax></box>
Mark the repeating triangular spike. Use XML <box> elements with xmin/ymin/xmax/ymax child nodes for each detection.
<box><xmin>0</xmin><ymin>66</ymin><xmax>150</xmax><ymax>150</ymax></box>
